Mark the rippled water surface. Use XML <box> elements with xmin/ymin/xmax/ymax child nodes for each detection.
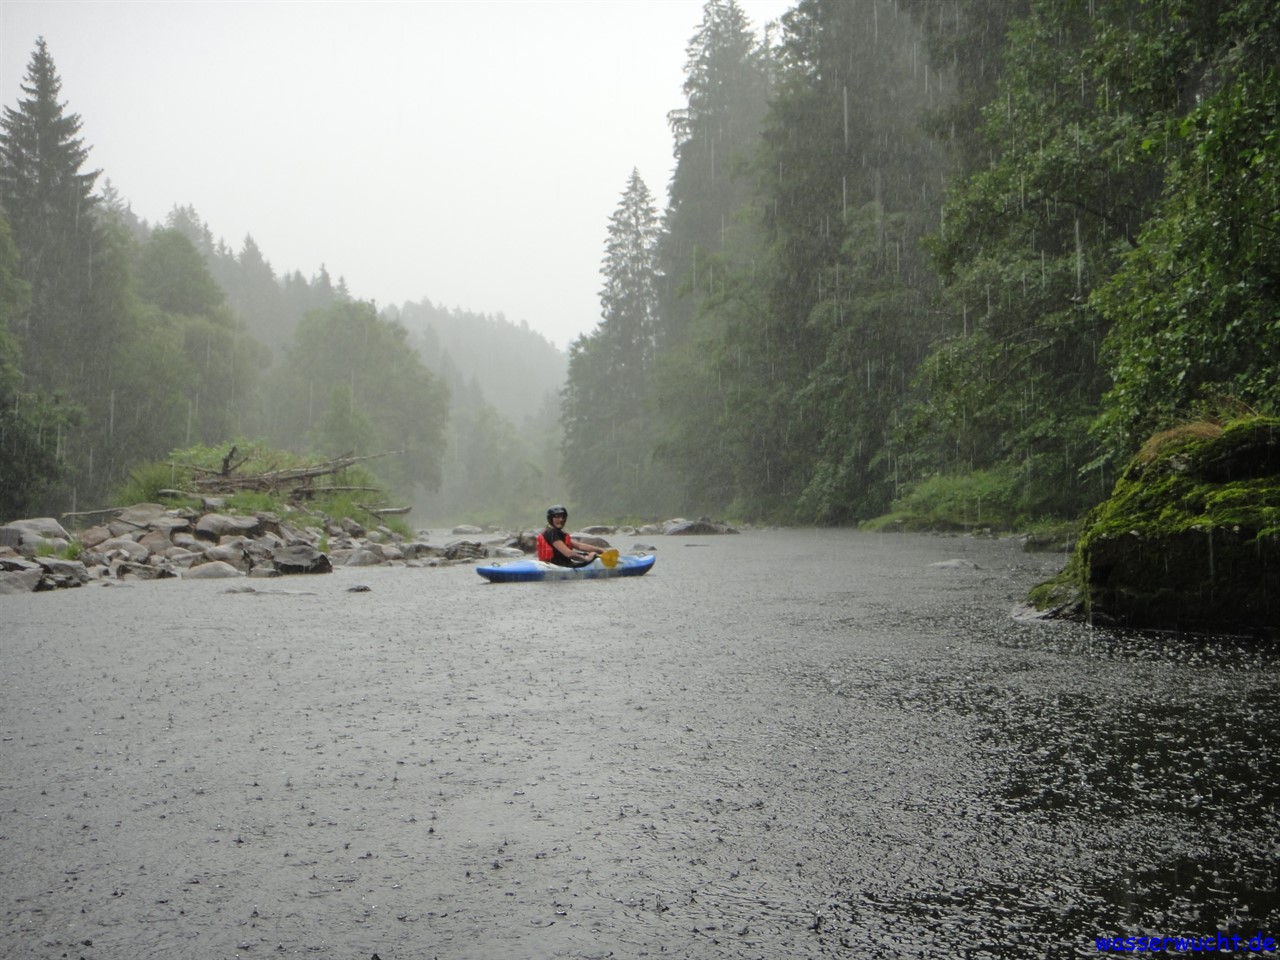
<box><xmin>2</xmin><ymin>528</ymin><xmax>1277</xmax><ymax>959</ymax></box>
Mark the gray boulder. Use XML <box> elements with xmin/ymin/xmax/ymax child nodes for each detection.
<box><xmin>344</xmin><ymin>545</ymin><xmax>387</xmax><ymax>566</ymax></box>
<box><xmin>36</xmin><ymin>557</ymin><xmax>90</xmax><ymax>588</ymax></box>
<box><xmin>138</xmin><ymin>529</ymin><xmax>174</xmax><ymax>554</ymax></box>
<box><xmin>0</xmin><ymin>517</ymin><xmax>72</xmax><ymax>551</ymax></box>
<box><xmin>205</xmin><ymin>542</ymin><xmax>250</xmax><ymax>571</ymax></box>
<box><xmin>271</xmin><ymin>544</ymin><xmax>333</xmax><ymax>574</ymax></box>
<box><xmin>78</xmin><ymin>525</ymin><xmax>113</xmax><ymax>548</ymax></box>
<box><xmin>6</xmin><ymin>517</ymin><xmax>72</xmax><ymax>541</ymax></box>
<box><xmin>400</xmin><ymin>542</ymin><xmax>443</xmax><ymax>560</ymax></box>
<box><xmin>443</xmin><ymin>539</ymin><xmax>486</xmax><ymax>561</ymax></box>
<box><xmin>115</xmin><ymin>561</ymin><xmax>179</xmax><ymax>581</ymax></box>
<box><xmin>96</xmin><ymin>536</ymin><xmax>151</xmax><ymax>562</ymax></box>
<box><xmin>183</xmin><ymin>560</ymin><xmax>244</xmax><ymax>579</ymax></box>
<box><xmin>195</xmin><ymin>513</ymin><xmax>264</xmax><ymax>541</ymax></box>
<box><xmin>663</xmin><ymin>518</ymin><xmax>739</xmax><ymax>536</ymax></box>
<box><xmin>0</xmin><ymin>567</ymin><xmax>43</xmax><ymax>594</ymax></box>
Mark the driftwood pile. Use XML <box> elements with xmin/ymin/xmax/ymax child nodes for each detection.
<box><xmin>167</xmin><ymin>447</ymin><xmax>410</xmax><ymax>518</ymax></box>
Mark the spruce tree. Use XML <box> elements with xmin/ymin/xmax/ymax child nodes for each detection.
<box><xmin>0</xmin><ymin>38</ymin><xmax>107</xmax><ymax>391</ymax></box>
<box><xmin>659</xmin><ymin>0</ymin><xmax>771</xmax><ymax>347</ymax></box>
<box><xmin>561</xmin><ymin>169</ymin><xmax>665</xmax><ymax>515</ymax></box>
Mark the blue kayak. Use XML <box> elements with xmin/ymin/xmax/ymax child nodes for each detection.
<box><xmin>476</xmin><ymin>553</ymin><xmax>655</xmax><ymax>583</ymax></box>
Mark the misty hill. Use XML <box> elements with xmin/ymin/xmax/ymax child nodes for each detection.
<box><xmin>390</xmin><ymin>300</ymin><xmax>567</xmax><ymax>427</ymax></box>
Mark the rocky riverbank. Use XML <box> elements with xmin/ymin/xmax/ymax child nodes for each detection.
<box><xmin>0</xmin><ymin>505</ymin><xmax>739</xmax><ymax>594</ymax></box>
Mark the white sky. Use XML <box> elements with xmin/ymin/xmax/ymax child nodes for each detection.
<box><xmin>0</xmin><ymin>0</ymin><xmax>793</xmax><ymax>350</ymax></box>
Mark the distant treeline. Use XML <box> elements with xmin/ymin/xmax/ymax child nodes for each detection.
<box><xmin>0</xmin><ymin>38</ymin><xmax>564</xmax><ymax>523</ymax></box>
<box><xmin>560</xmin><ymin>0</ymin><xmax>1279</xmax><ymax>526</ymax></box>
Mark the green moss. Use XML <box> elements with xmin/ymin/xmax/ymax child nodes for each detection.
<box><xmin>1026</xmin><ymin>556</ymin><xmax>1086</xmax><ymax>615</ymax></box>
<box><xmin>1079</xmin><ymin>416</ymin><xmax>1280</xmax><ymax>551</ymax></box>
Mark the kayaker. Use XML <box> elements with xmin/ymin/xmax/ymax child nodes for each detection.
<box><xmin>537</xmin><ymin>504</ymin><xmax>605</xmax><ymax>567</ymax></box>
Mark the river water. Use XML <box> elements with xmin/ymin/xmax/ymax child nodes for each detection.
<box><xmin>1</xmin><ymin>528</ymin><xmax>1277</xmax><ymax>959</ymax></box>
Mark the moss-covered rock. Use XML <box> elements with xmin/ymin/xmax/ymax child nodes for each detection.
<box><xmin>1029</xmin><ymin>416</ymin><xmax>1280</xmax><ymax>636</ymax></box>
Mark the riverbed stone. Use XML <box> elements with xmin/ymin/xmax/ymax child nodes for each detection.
<box><xmin>173</xmin><ymin>532</ymin><xmax>204</xmax><ymax>551</ymax></box>
<box><xmin>162</xmin><ymin>548</ymin><xmax>202</xmax><ymax>568</ymax></box>
<box><xmin>115</xmin><ymin>503</ymin><xmax>168</xmax><ymax>527</ymax></box>
<box><xmin>78</xmin><ymin>525</ymin><xmax>112</xmax><ymax>548</ymax></box>
<box><xmin>663</xmin><ymin>518</ymin><xmax>739</xmax><ymax>535</ymax></box>
<box><xmin>344</xmin><ymin>546</ymin><xmax>386</xmax><ymax>566</ymax></box>
<box><xmin>0</xmin><ymin>567</ymin><xmax>44</xmax><ymax>593</ymax></box>
<box><xmin>400</xmin><ymin>542</ymin><xmax>442</xmax><ymax>560</ymax></box>
<box><xmin>36</xmin><ymin>558</ymin><xmax>90</xmax><ymax>588</ymax></box>
<box><xmin>271</xmin><ymin>544</ymin><xmax>333</xmax><ymax>574</ymax></box>
<box><xmin>183</xmin><ymin>560</ymin><xmax>244</xmax><ymax>579</ymax></box>
<box><xmin>195</xmin><ymin>513</ymin><xmax>263</xmax><ymax>540</ymax></box>
<box><xmin>138</xmin><ymin>529</ymin><xmax>173</xmax><ymax>554</ymax></box>
<box><xmin>443</xmin><ymin>539</ymin><xmax>485</xmax><ymax>560</ymax></box>
<box><xmin>8</xmin><ymin>517</ymin><xmax>72</xmax><ymax>541</ymax></box>
<box><xmin>205</xmin><ymin>543</ymin><xmax>250</xmax><ymax>570</ymax></box>
<box><xmin>115</xmin><ymin>561</ymin><xmax>178</xmax><ymax>580</ymax></box>
<box><xmin>96</xmin><ymin>536</ymin><xmax>151</xmax><ymax>562</ymax></box>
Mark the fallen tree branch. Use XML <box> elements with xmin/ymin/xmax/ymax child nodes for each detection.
<box><xmin>357</xmin><ymin>504</ymin><xmax>413</xmax><ymax>516</ymax></box>
<box><xmin>61</xmin><ymin>506</ymin><xmax>129</xmax><ymax>520</ymax></box>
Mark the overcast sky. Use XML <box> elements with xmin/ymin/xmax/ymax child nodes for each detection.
<box><xmin>0</xmin><ymin>0</ymin><xmax>793</xmax><ymax>350</ymax></box>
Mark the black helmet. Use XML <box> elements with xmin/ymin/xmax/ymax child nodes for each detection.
<box><xmin>546</xmin><ymin>504</ymin><xmax>568</xmax><ymax>522</ymax></box>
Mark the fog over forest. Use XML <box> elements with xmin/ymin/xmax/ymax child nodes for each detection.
<box><xmin>1</xmin><ymin>0</ymin><xmax>1276</xmax><ymax>533</ymax></box>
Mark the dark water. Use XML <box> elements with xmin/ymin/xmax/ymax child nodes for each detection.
<box><xmin>1</xmin><ymin>528</ymin><xmax>1276</xmax><ymax>959</ymax></box>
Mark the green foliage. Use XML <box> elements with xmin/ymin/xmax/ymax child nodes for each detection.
<box><xmin>170</xmin><ymin>438</ymin><xmax>302</xmax><ymax>474</ymax></box>
<box><xmin>34</xmin><ymin>538</ymin><xmax>85</xmax><ymax>560</ymax></box>
<box><xmin>901</xmin><ymin>0</ymin><xmax>1174</xmax><ymax>517</ymax></box>
<box><xmin>225</xmin><ymin>490</ymin><xmax>280</xmax><ymax>514</ymax></box>
<box><xmin>266</xmin><ymin>300</ymin><xmax>448</xmax><ymax>502</ymax></box>
<box><xmin>312</xmin><ymin>479</ymin><xmax>411</xmax><ymax>538</ymax></box>
<box><xmin>865</xmin><ymin>465</ymin><xmax>1026</xmax><ymax>532</ymax></box>
<box><xmin>0</xmin><ymin>212</ymin><xmax>83</xmax><ymax>521</ymax></box>
<box><xmin>116</xmin><ymin>441</ymin><xmax>411</xmax><ymax>533</ymax></box>
<box><xmin>111</xmin><ymin>460</ymin><xmax>198</xmax><ymax>509</ymax></box>
<box><xmin>6</xmin><ymin>8</ymin><xmax>1275</xmax><ymax>532</ymax></box>
<box><xmin>308</xmin><ymin>383</ymin><xmax>374</xmax><ymax>460</ymax></box>
<box><xmin>1094</xmin><ymin>63</ymin><xmax>1280</xmax><ymax>460</ymax></box>
<box><xmin>136</xmin><ymin>228</ymin><xmax>225</xmax><ymax>316</ymax></box>
<box><xmin>895</xmin><ymin>0</ymin><xmax>1280</xmax><ymax>522</ymax></box>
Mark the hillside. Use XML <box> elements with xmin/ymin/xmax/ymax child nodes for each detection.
<box><xmin>391</xmin><ymin>299</ymin><xmax>567</xmax><ymax>427</ymax></box>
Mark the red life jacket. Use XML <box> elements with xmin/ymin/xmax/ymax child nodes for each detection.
<box><xmin>536</xmin><ymin>531</ymin><xmax>571</xmax><ymax>562</ymax></box>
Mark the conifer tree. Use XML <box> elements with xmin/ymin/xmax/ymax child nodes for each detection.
<box><xmin>650</xmin><ymin>0</ymin><xmax>775</xmax><ymax>516</ymax></box>
<box><xmin>0</xmin><ymin>211</ymin><xmax>80</xmax><ymax>519</ymax></box>
<box><xmin>0</xmin><ymin>38</ymin><xmax>111</xmax><ymax>391</ymax></box>
<box><xmin>562</xmin><ymin>169</ymin><xmax>666</xmax><ymax>515</ymax></box>
<box><xmin>659</xmin><ymin>0</ymin><xmax>771</xmax><ymax>347</ymax></box>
